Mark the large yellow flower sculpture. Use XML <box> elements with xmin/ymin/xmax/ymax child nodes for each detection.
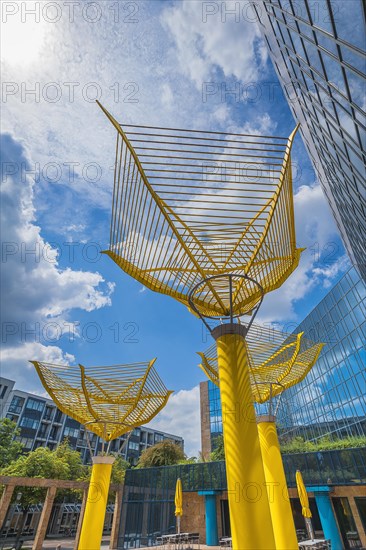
<box><xmin>31</xmin><ymin>359</ymin><xmax>172</xmax><ymax>441</ymax></box>
<box><xmin>97</xmin><ymin>101</ymin><xmax>303</xmax><ymax>318</ymax></box>
<box><xmin>198</xmin><ymin>324</ymin><xmax>324</xmax><ymax>403</ymax></box>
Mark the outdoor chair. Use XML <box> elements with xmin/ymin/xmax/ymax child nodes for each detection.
<box><xmin>187</xmin><ymin>532</ymin><xmax>200</xmax><ymax>549</ymax></box>
<box><xmin>296</xmin><ymin>529</ymin><xmax>307</xmax><ymax>542</ymax></box>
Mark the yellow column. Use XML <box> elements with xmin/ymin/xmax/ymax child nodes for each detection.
<box><xmin>257</xmin><ymin>415</ymin><xmax>298</xmax><ymax>550</ymax></box>
<box><xmin>213</xmin><ymin>325</ymin><xmax>276</xmax><ymax>550</ymax></box>
<box><xmin>78</xmin><ymin>456</ymin><xmax>115</xmax><ymax>550</ymax></box>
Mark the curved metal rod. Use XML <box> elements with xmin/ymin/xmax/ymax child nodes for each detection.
<box><xmin>188</xmin><ymin>273</ymin><xmax>264</xmax><ymax>334</ymax></box>
<box><xmin>254</xmin><ymin>381</ymin><xmax>285</xmax><ymax>416</ymax></box>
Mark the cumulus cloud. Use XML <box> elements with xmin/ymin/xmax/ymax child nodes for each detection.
<box><xmin>162</xmin><ymin>0</ymin><xmax>267</xmax><ymax>89</ymax></box>
<box><xmin>1</xmin><ymin>342</ymin><xmax>75</xmax><ymax>395</ymax></box>
<box><xmin>147</xmin><ymin>385</ymin><xmax>201</xmax><ymax>457</ymax></box>
<box><xmin>1</xmin><ymin>134</ymin><xmax>114</xmax><ymax>377</ymax></box>
<box><xmin>257</xmin><ymin>183</ymin><xmax>349</xmax><ymax>325</ymax></box>
<box><xmin>1</xmin><ymin>342</ymin><xmax>74</xmax><ymax>367</ymax></box>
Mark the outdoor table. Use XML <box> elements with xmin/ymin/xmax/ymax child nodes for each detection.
<box><xmin>159</xmin><ymin>533</ymin><xmax>190</xmax><ymax>548</ymax></box>
<box><xmin>298</xmin><ymin>539</ymin><xmax>331</xmax><ymax>549</ymax></box>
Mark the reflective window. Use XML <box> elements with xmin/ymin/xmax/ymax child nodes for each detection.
<box><xmin>256</xmin><ymin>0</ymin><xmax>366</xmax><ymax>278</ymax></box>
<box><xmin>275</xmin><ymin>268</ymin><xmax>366</xmax><ymax>442</ymax></box>
<box><xmin>8</xmin><ymin>395</ymin><xmax>25</xmax><ymax>414</ymax></box>
<box><xmin>26</xmin><ymin>398</ymin><xmax>45</xmax><ymax>412</ymax></box>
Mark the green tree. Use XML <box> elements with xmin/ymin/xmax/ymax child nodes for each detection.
<box><xmin>110</xmin><ymin>454</ymin><xmax>130</xmax><ymax>484</ymax></box>
<box><xmin>53</xmin><ymin>439</ymin><xmax>87</xmax><ymax>480</ymax></box>
<box><xmin>280</xmin><ymin>434</ymin><xmax>366</xmax><ymax>454</ymax></box>
<box><xmin>209</xmin><ymin>434</ymin><xmax>225</xmax><ymax>461</ymax></box>
<box><xmin>1</xmin><ymin>445</ymin><xmax>78</xmax><ymax>545</ymax></box>
<box><xmin>137</xmin><ymin>440</ymin><xmax>185</xmax><ymax>468</ymax></box>
<box><xmin>0</xmin><ymin>418</ymin><xmax>23</xmax><ymax>468</ymax></box>
<box><xmin>1</xmin><ymin>446</ymin><xmax>73</xmax><ymax>505</ymax></box>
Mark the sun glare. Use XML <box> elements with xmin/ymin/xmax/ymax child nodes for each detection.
<box><xmin>1</xmin><ymin>7</ymin><xmax>48</xmax><ymax>65</ymax></box>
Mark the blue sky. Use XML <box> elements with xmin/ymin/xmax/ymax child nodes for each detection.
<box><xmin>1</xmin><ymin>0</ymin><xmax>350</xmax><ymax>456</ymax></box>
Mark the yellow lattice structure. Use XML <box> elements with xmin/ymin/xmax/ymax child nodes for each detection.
<box><xmin>198</xmin><ymin>325</ymin><xmax>323</xmax><ymax>403</ymax></box>
<box><xmin>31</xmin><ymin>359</ymin><xmax>172</xmax><ymax>441</ymax></box>
<box><xmin>98</xmin><ymin>101</ymin><xmax>303</xmax><ymax>318</ymax></box>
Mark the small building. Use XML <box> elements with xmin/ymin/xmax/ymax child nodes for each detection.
<box><xmin>0</xmin><ymin>377</ymin><xmax>184</xmax><ymax>465</ymax></box>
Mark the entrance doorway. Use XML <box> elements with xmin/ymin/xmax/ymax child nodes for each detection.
<box><xmin>220</xmin><ymin>500</ymin><xmax>231</xmax><ymax>537</ymax></box>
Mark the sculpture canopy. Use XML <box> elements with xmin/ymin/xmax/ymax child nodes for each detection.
<box><xmin>31</xmin><ymin>359</ymin><xmax>172</xmax><ymax>441</ymax></box>
<box><xmin>198</xmin><ymin>325</ymin><xmax>324</xmax><ymax>403</ymax></box>
<box><xmin>98</xmin><ymin>102</ymin><xmax>303</xmax><ymax>318</ymax></box>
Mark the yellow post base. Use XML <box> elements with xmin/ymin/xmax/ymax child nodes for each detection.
<box><xmin>213</xmin><ymin>325</ymin><xmax>276</xmax><ymax>550</ymax></box>
<box><xmin>257</xmin><ymin>416</ymin><xmax>298</xmax><ymax>550</ymax></box>
<box><xmin>78</xmin><ymin>456</ymin><xmax>115</xmax><ymax>550</ymax></box>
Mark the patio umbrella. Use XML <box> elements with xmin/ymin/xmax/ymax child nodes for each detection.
<box><xmin>175</xmin><ymin>478</ymin><xmax>183</xmax><ymax>535</ymax></box>
<box><xmin>296</xmin><ymin>469</ymin><xmax>315</xmax><ymax>540</ymax></box>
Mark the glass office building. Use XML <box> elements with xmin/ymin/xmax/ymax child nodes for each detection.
<box><xmin>279</xmin><ymin>267</ymin><xmax>366</xmax><ymax>441</ymax></box>
<box><xmin>251</xmin><ymin>0</ymin><xmax>366</xmax><ymax>279</ymax></box>
<box><xmin>200</xmin><ymin>267</ymin><xmax>366</xmax><ymax>453</ymax></box>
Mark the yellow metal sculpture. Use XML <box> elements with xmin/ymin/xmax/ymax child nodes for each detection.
<box><xmin>98</xmin><ymin>102</ymin><xmax>305</xmax><ymax>549</ymax></box>
<box><xmin>31</xmin><ymin>359</ymin><xmax>172</xmax><ymax>441</ymax></box>
<box><xmin>198</xmin><ymin>325</ymin><xmax>324</xmax><ymax>402</ymax></box>
<box><xmin>32</xmin><ymin>359</ymin><xmax>172</xmax><ymax>550</ymax></box>
<box><xmin>97</xmin><ymin>101</ymin><xmax>302</xmax><ymax>318</ymax></box>
<box><xmin>200</xmin><ymin>326</ymin><xmax>323</xmax><ymax>549</ymax></box>
<box><xmin>199</xmin><ymin>326</ymin><xmax>323</xmax><ymax>549</ymax></box>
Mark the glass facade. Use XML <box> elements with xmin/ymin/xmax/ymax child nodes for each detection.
<box><xmin>252</xmin><ymin>0</ymin><xmax>366</xmax><ymax>279</ymax></box>
<box><xmin>202</xmin><ymin>267</ymin><xmax>365</xmax><ymax>450</ymax></box>
<box><xmin>118</xmin><ymin>450</ymin><xmax>366</xmax><ymax>546</ymax></box>
<box><xmin>208</xmin><ymin>379</ymin><xmax>222</xmax><ymax>450</ymax></box>
<box><xmin>278</xmin><ymin>267</ymin><xmax>366</xmax><ymax>441</ymax></box>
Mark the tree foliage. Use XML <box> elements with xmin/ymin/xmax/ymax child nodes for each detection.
<box><xmin>0</xmin><ymin>418</ymin><xmax>23</xmax><ymax>468</ymax></box>
<box><xmin>209</xmin><ymin>435</ymin><xmax>225</xmax><ymax>462</ymax></box>
<box><xmin>280</xmin><ymin>435</ymin><xmax>366</xmax><ymax>453</ymax></box>
<box><xmin>137</xmin><ymin>440</ymin><xmax>185</xmax><ymax>468</ymax></box>
<box><xmin>110</xmin><ymin>454</ymin><xmax>130</xmax><ymax>484</ymax></box>
<box><xmin>0</xmin><ymin>440</ymin><xmax>87</xmax><ymax>507</ymax></box>
<box><xmin>206</xmin><ymin>433</ymin><xmax>366</xmax><ymax>462</ymax></box>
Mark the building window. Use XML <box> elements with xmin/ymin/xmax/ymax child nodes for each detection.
<box><xmin>49</xmin><ymin>426</ymin><xmax>59</xmax><ymax>440</ymax></box>
<box><xmin>332</xmin><ymin>497</ymin><xmax>361</xmax><ymax>548</ymax></box>
<box><xmin>43</xmin><ymin>406</ymin><xmax>54</xmax><ymax>421</ymax></box>
<box><xmin>54</xmin><ymin>409</ymin><xmax>63</xmax><ymax>423</ymax></box>
<box><xmin>19</xmin><ymin>417</ymin><xmax>39</xmax><ymax>430</ymax></box>
<box><xmin>38</xmin><ymin>425</ymin><xmax>49</xmax><ymax>438</ymax></box>
<box><xmin>63</xmin><ymin>426</ymin><xmax>79</xmax><ymax>439</ymax></box>
<box><xmin>8</xmin><ymin>396</ymin><xmax>25</xmax><ymax>414</ymax></box>
<box><xmin>26</xmin><ymin>398</ymin><xmax>45</xmax><ymax>412</ymax></box>
<box><xmin>0</xmin><ymin>385</ymin><xmax>8</xmax><ymax>399</ymax></box>
<box><xmin>129</xmin><ymin>441</ymin><xmax>139</xmax><ymax>451</ymax></box>
<box><xmin>354</xmin><ymin>498</ymin><xmax>366</xmax><ymax>534</ymax></box>
<box><xmin>16</xmin><ymin>436</ymin><xmax>34</xmax><ymax>449</ymax></box>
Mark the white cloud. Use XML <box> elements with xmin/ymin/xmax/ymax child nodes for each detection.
<box><xmin>146</xmin><ymin>385</ymin><xmax>201</xmax><ymax>457</ymax></box>
<box><xmin>232</xmin><ymin>113</ymin><xmax>277</xmax><ymax>135</ymax></box>
<box><xmin>1</xmin><ymin>342</ymin><xmax>74</xmax><ymax>366</ymax></box>
<box><xmin>1</xmin><ymin>134</ymin><xmax>114</xmax><ymax>381</ymax></box>
<box><xmin>0</xmin><ymin>342</ymin><xmax>75</xmax><ymax>395</ymax></box>
<box><xmin>161</xmin><ymin>0</ymin><xmax>267</xmax><ymax>90</ymax></box>
<box><xmin>161</xmin><ymin>83</ymin><xmax>174</xmax><ymax>107</ymax></box>
<box><xmin>257</xmin><ymin>183</ymin><xmax>348</xmax><ymax>325</ymax></box>
<box><xmin>212</xmin><ymin>104</ymin><xmax>231</xmax><ymax>123</ymax></box>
